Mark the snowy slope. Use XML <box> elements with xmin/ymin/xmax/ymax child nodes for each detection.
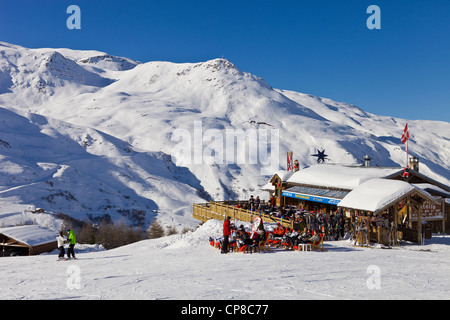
<box><xmin>0</xmin><ymin>106</ymin><xmax>206</xmax><ymax>229</ymax></box>
<box><xmin>1</xmin><ymin>219</ymin><xmax>450</xmax><ymax>300</ymax></box>
<box><xmin>0</xmin><ymin>41</ymin><xmax>449</xmax><ymax>230</ymax></box>
<box><xmin>279</xmin><ymin>89</ymin><xmax>450</xmax><ymax>183</ymax></box>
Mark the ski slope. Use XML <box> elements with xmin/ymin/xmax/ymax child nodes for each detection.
<box><xmin>1</xmin><ymin>219</ymin><xmax>449</xmax><ymax>300</ymax></box>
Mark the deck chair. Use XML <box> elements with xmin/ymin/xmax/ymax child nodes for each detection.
<box><xmin>238</xmin><ymin>245</ymin><xmax>248</xmax><ymax>252</ymax></box>
<box><xmin>269</xmin><ymin>231</ymin><xmax>285</xmax><ymax>248</ymax></box>
<box><xmin>240</xmin><ymin>244</ymin><xmax>258</xmax><ymax>254</ymax></box>
<box><xmin>311</xmin><ymin>233</ymin><xmax>327</xmax><ymax>251</ymax></box>
<box><xmin>271</xmin><ymin>238</ymin><xmax>282</xmax><ymax>247</ymax></box>
<box><xmin>255</xmin><ymin>232</ymin><xmax>271</xmax><ymax>252</ymax></box>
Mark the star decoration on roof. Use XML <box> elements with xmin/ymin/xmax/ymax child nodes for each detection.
<box><xmin>311</xmin><ymin>149</ymin><xmax>328</xmax><ymax>163</ymax></box>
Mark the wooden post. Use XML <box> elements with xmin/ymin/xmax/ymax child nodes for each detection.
<box><xmin>407</xmin><ymin>202</ymin><xmax>412</xmax><ymax>229</ymax></box>
<box><xmin>377</xmin><ymin>224</ymin><xmax>382</xmax><ymax>244</ymax></box>
<box><xmin>393</xmin><ymin>207</ymin><xmax>398</xmax><ymax>246</ymax></box>
<box><xmin>442</xmin><ymin>198</ymin><xmax>446</xmax><ymax>234</ymax></box>
<box><xmin>417</xmin><ymin>202</ymin><xmax>423</xmax><ymax>245</ymax></box>
<box><xmin>352</xmin><ymin>211</ymin><xmax>356</xmax><ymax>242</ymax></box>
<box><xmin>280</xmin><ymin>185</ymin><xmax>285</xmax><ymax>208</ymax></box>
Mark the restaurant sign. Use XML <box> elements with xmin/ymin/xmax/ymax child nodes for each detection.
<box><xmin>411</xmin><ymin>199</ymin><xmax>443</xmax><ymax>221</ymax></box>
<box><xmin>282</xmin><ymin>190</ymin><xmax>341</xmax><ymax>205</ymax></box>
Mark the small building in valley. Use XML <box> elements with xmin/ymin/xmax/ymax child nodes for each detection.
<box><xmin>0</xmin><ymin>225</ymin><xmax>57</xmax><ymax>256</ymax></box>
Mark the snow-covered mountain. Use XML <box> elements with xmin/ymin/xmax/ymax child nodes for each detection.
<box><xmin>0</xmin><ymin>106</ymin><xmax>207</xmax><ymax>228</ymax></box>
<box><xmin>0</xmin><ymin>41</ymin><xmax>449</xmax><ymax>229</ymax></box>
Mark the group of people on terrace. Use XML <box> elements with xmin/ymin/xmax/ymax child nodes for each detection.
<box><xmin>237</xmin><ymin>195</ymin><xmax>347</xmax><ymax>241</ymax></box>
<box><xmin>216</xmin><ymin>215</ymin><xmax>327</xmax><ymax>254</ymax></box>
<box><xmin>211</xmin><ymin>195</ymin><xmax>349</xmax><ymax>254</ymax></box>
<box><xmin>219</xmin><ymin>216</ymin><xmax>266</xmax><ymax>254</ymax></box>
<box><xmin>217</xmin><ymin>201</ymin><xmax>343</xmax><ymax>253</ymax></box>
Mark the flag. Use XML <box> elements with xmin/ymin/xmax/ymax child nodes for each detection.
<box><xmin>401</xmin><ymin>124</ymin><xmax>410</xmax><ymax>144</ymax></box>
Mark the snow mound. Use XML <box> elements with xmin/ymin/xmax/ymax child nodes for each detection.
<box><xmin>154</xmin><ymin>218</ymin><xmax>277</xmax><ymax>250</ymax></box>
<box><xmin>153</xmin><ymin>219</ymin><xmax>224</xmax><ymax>250</ymax></box>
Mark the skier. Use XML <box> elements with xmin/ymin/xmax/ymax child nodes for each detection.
<box><xmin>221</xmin><ymin>216</ymin><xmax>231</xmax><ymax>254</ymax></box>
<box><xmin>67</xmin><ymin>229</ymin><xmax>77</xmax><ymax>259</ymax></box>
<box><xmin>56</xmin><ymin>231</ymin><xmax>66</xmax><ymax>260</ymax></box>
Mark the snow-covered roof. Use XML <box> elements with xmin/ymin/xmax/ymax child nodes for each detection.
<box><xmin>287</xmin><ymin>164</ymin><xmax>401</xmax><ymax>190</ymax></box>
<box><xmin>0</xmin><ymin>225</ymin><xmax>57</xmax><ymax>247</ymax></box>
<box><xmin>264</xmin><ymin>170</ymin><xmax>294</xmax><ymax>190</ymax></box>
<box><xmin>261</xmin><ymin>182</ymin><xmax>275</xmax><ymax>191</ymax></box>
<box><xmin>413</xmin><ymin>183</ymin><xmax>450</xmax><ymax>198</ymax></box>
<box><xmin>338</xmin><ymin>178</ymin><xmax>435</xmax><ymax>214</ymax></box>
<box><xmin>272</xmin><ymin>170</ymin><xmax>294</xmax><ymax>182</ymax></box>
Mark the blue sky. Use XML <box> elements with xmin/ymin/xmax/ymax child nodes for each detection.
<box><xmin>1</xmin><ymin>0</ymin><xmax>449</xmax><ymax>122</ymax></box>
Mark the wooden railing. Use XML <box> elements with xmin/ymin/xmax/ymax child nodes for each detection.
<box><xmin>193</xmin><ymin>201</ymin><xmax>294</xmax><ymax>229</ymax></box>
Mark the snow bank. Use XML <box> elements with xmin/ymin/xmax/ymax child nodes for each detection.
<box><xmin>163</xmin><ymin>220</ymin><xmax>222</xmax><ymax>249</ymax></box>
<box><xmin>137</xmin><ymin>218</ymin><xmax>273</xmax><ymax>250</ymax></box>
<box><xmin>146</xmin><ymin>219</ymin><xmax>226</xmax><ymax>250</ymax></box>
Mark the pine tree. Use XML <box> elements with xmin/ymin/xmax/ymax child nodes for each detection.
<box><xmin>95</xmin><ymin>218</ymin><xmax>114</xmax><ymax>249</ymax></box>
<box><xmin>147</xmin><ymin>219</ymin><xmax>165</xmax><ymax>239</ymax></box>
<box><xmin>165</xmin><ymin>225</ymin><xmax>178</xmax><ymax>236</ymax></box>
<box><xmin>78</xmin><ymin>221</ymin><xmax>96</xmax><ymax>244</ymax></box>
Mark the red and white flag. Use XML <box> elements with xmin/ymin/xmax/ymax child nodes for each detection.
<box><xmin>401</xmin><ymin>123</ymin><xmax>410</xmax><ymax>144</ymax></box>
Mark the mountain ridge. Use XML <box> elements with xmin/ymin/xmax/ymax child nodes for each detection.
<box><xmin>0</xmin><ymin>41</ymin><xmax>449</xmax><ymax>229</ymax></box>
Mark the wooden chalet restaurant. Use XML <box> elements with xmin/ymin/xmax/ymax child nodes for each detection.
<box><xmin>193</xmin><ymin>156</ymin><xmax>450</xmax><ymax>247</ymax></box>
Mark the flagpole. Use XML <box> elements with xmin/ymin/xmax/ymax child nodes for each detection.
<box><xmin>400</xmin><ymin>123</ymin><xmax>410</xmax><ymax>178</ymax></box>
<box><xmin>406</xmin><ymin>138</ymin><xmax>409</xmax><ymax>168</ymax></box>
<box><xmin>404</xmin><ymin>123</ymin><xmax>409</xmax><ymax>168</ymax></box>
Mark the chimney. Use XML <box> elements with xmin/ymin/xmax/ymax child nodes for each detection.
<box><xmin>410</xmin><ymin>156</ymin><xmax>419</xmax><ymax>172</ymax></box>
<box><xmin>364</xmin><ymin>155</ymin><xmax>372</xmax><ymax>167</ymax></box>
